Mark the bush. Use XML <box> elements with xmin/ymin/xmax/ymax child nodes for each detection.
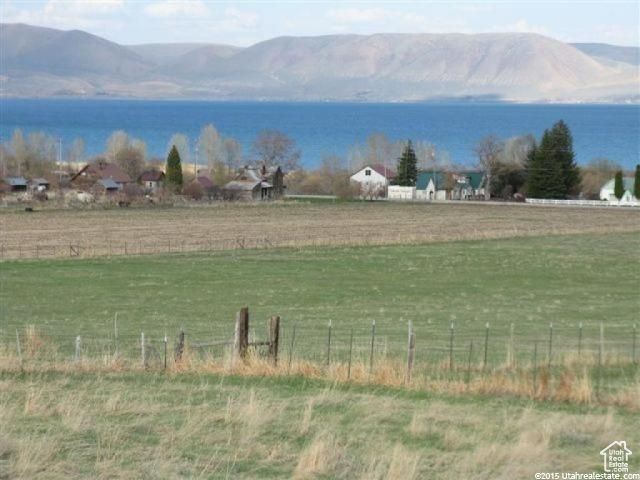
<box><xmin>183</xmin><ymin>181</ymin><xmax>204</xmax><ymax>200</ymax></box>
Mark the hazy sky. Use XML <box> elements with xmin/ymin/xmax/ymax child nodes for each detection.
<box><xmin>2</xmin><ymin>0</ymin><xmax>639</xmax><ymax>47</ymax></box>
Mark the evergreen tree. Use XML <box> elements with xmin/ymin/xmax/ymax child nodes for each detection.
<box><xmin>395</xmin><ymin>140</ymin><xmax>418</xmax><ymax>186</ymax></box>
<box><xmin>165</xmin><ymin>145</ymin><xmax>183</xmax><ymax>192</ymax></box>
<box><xmin>614</xmin><ymin>170</ymin><xmax>624</xmax><ymax>200</ymax></box>
<box><xmin>549</xmin><ymin>120</ymin><xmax>580</xmax><ymax>197</ymax></box>
<box><xmin>526</xmin><ymin>130</ymin><xmax>564</xmax><ymax>199</ymax></box>
<box><xmin>634</xmin><ymin>164</ymin><xmax>640</xmax><ymax>199</ymax></box>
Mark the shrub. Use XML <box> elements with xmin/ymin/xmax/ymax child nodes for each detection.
<box><xmin>183</xmin><ymin>181</ymin><xmax>204</xmax><ymax>200</ymax></box>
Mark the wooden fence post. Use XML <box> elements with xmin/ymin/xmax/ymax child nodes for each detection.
<box><xmin>141</xmin><ymin>332</ymin><xmax>146</xmax><ymax>368</ymax></box>
<box><xmin>532</xmin><ymin>340</ymin><xmax>538</xmax><ymax>397</ymax></box>
<box><xmin>175</xmin><ymin>330</ymin><xmax>185</xmax><ymax>361</ymax></box>
<box><xmin>16</xmin><ymin>330</ymin><xmax>23</xmax><ymax>370</ymax></box>
<box><xmin>633</xmin><ymin>324</ymin><xmax>637</xmax><ymax>365</ymax></box>
<box><xmin>449</xmin><ymin>322</ymin><xmax>454</xmax><ymax>370</ymax></box>
<box><xmin>347</xmin><ymin>328</ymin><xmax>354</xmax><ymax>380</ymax></box>
<box><xmin>406</xmin><ymin>321</ymin><xmax>415</xmax><ymax>384</ymax></box>
<box><xmin>597</xmin><ymin>322</ymin><xmax>604</xmax><ymax>396</ymax></box>
<box><xmin>269</xmin><ymin>316</ymin><xmax>280</xmax><ymax>365</ymax></box>
<box><xmin>326</xmin><ymin>319</ymin><xmax>332</xmax><ymax>366</ymax></box>
<box><xmin>369</xmin><ymin>319</ymin><xmax>376</xmax><ymax>375</ymax></box>
<box><xmin>483</xmin><ymin>322</ymin><xmax>490</xmax><ymax>370</ymax></box>
<box><xmin>162</xmin><ymin>333</ymin><xmax>168</xmax><ymax>370</ymax></box>
<box><xmin>548</xmin><ymin>323</ymin><xmax>553</xmax><ymax>369</ymax></box>
<box><xmin>74</xmin><ymin>335</ymin><xmax>81</xmax><ymax>363</ymax></box>
<box><xmin>237</xmin><ymin>307</ymin><xmax>249</xmax><ymax>359</ymax></box>
<box><xmin>578</xmin><ymin>322</ymin><xmax>583</xmax><ymax>357</ymax></box>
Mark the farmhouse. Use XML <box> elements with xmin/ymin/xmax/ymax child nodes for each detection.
<box><xmin>139</xmin><ymin>169</ymin><xmax>165</xmax><ymax>193</ymax></box>
<box><xmin>222</xmin><ymin>165</ymin><xmax>285</xmax><ymax>201</ymax></box>
<box><xmin>70</xmin><ymin>161</ymin><xmax>132</xmax><ymax>191</ymax></box>
<box><xmin>350</xmin><ymin>164</ymin><xmax>396</xmax><ymax>195</ymax></box>
<box><xmin>600</xmin><ymin>177</ymin><xmax>637</xmax><ymax>204</ymax></box>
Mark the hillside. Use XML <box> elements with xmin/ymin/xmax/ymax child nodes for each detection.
<box><xmin>1</xmin><ymin>23</ymin><xmax>638</xmax><ymax>102</ymax></box>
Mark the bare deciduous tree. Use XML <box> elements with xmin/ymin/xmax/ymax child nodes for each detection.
<box><xmin>474</xmin><ymin>135</ymin><xmax>504</xmax><ymax>200</ymax></box>
<box><xmin>252</xmin><ymin>129</ymin><xmax>300</xmax><ymax>171</ymax></box>
<box><xmin>580</xmin><ymin>158</ymin><xmax>622</xmax><ymax>199</ymax></box>
<box><xmin>197</xmin><ymin>124</ymin><xmax>223</xmax><ymax>176</ymax></box>
<box><xmin>67</xmin><ymin>138</ymin><xmax>85</xmax><ymax>167</ymax></box>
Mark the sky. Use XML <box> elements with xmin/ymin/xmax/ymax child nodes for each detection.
<box><xmin>1</xmin><ymin>0</ymin><xmax>639</xmax><ymax>47</ymax></box>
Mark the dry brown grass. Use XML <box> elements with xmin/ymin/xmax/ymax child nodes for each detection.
<box><xmin>1</xmin><ymin>201</ymin><xmax>638</xmax><ymax>259</ymax></box>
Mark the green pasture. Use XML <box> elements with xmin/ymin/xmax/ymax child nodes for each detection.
<box><xmin>1</xmin><ymin>232</ymin><xmax>639</xmax><ymax>366</ymax></box>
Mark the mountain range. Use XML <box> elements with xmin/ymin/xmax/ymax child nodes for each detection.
<box><xmin>1</xmin><ymin>23</ymin><xmax>638</xmax><ymax>103</ymax></box>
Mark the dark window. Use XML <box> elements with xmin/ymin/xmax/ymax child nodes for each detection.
<box><xmin>365</xmin><ymin>169</ymin><xmax>371</xmax><ymax>176</ymax></box>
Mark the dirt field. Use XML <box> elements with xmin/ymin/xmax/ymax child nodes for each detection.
<box><xmin>1</xmin><ymin>201</ymin><xmax>639</xmax><ymax>259</ymax></box>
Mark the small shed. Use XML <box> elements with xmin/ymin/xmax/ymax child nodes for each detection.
<box><xmin>30</xmin><ymin>178</ymin><xmax>50</xmax><ymax>192</ymax></box>
<box><xmin>96</xmin><ymin>178</ymin><xmax>120</xmax><ymax>195</ymax></box>
<box><xmin>5</xmin><ymin>177</ymin><xmax>28</xmax><ymax>192</ymax></box>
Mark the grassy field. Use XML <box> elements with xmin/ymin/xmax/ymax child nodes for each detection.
<box><xmin>1</xmin><ymin>370</ymin><xmax>638</xmax><ymax>479</ymax></box>
<box><xmin>1</xmin><ymin>232</ymin><xmax>639</xmax><ymax>368</ymax></box>
<box><xmin>1</xmin><ymin>201</ymin><xmax>638</xmax><ymax>259</ymax></box>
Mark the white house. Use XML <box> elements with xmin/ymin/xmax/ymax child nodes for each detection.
<box><xmin>350</xmin><ymin>164</ymin><xmax>396</xmax><ymax>196</ymax></box>
<box><xmin>599</xmin><ymin>177</ymin><xmax>637</xmax><ymax>204</ymax></box>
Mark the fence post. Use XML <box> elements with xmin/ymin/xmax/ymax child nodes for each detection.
<box><xmin>269</xmin><ymin>316</ymin><xmax>280</xmax><ymax>365</ymax></box>
<box><xmin>163</xmin><ymin>333</ymin><xmax>168</xmax><ymax>370</ymax></box>
<box><xmin>465</xmin><ymin>341</ymin><xmax>473</xmax><ymax>387</ymax></box>
<box><xmin>16</xmin><ymin>330</ymin><xmax>23</xmax><ymax>370</ymax></box>
<box><xmin>236</xmin><ymin>307</ymin><xmax>249</xmax><ymax>359</ymax></box>
<box><xmin>508</xmin><ymin>322</ymin><xmax>515</xmax><ymax>368</ymax></box>
<box><xmin>141</xmin><ymin>332</ymin><xmax>146</xmax><ymax>368</ymax></box>
<box><xmin>74</xmin><ymin>335</ymin><xmax>81</xmax><ymax>363</ymax></box>
<box><xmin>406</xmin><ymin>320</ymin><xmax>415</xmax><ymax>384</ymax></box>
<box><xmin>113</xmin><ymin>313</ymin><xmax>118</xmax><ymax>357</ymax></box>
<box><xmin>483</xmin><ymin>322</ymin><xmax>490</xmax><ymax>370</ymax></box>
<box><xmin>347</xmin><ymin>328</ymin><xmax>354</xmax><ymax>380</ymax></box>
<box><xmin>633</xmin><ymin>324</ymin><xmax>637</xmax><ymax>365</ymax></box>
<box><xmin>598</xmin><ymin>322</ymin><xmax>604</xmax><ymax>397</ymax></box>
<box><xmin>369</xmin><ymin>319</ymin><xmax>376</xmax><ymax>375</ymax></box>
<box><xmin>578</xmin><ymin>322</ymin><xmax>583</xmax><ymax>357</ymax></box>
<box><xmin>287</xmin><ymin>323</ymin><xmax>297</xmax><ymax>372</ymax></box>
<box><xmin>449</xmin><ymin>322</ymin><xmax>454</xmax><ymax>370</ymax></box>
<box><xmin>175</xmin><ymin>330</ymin><xmax>185</xmax><ymax>361</ymax></box>
<box><xmin>532</xmin><ymin>340</ymin><xmax>538</xmax><ymax>397</ymax></box>
<box><xmin>548</xmin><ymin>323</ymin><xmax>553</xmax><ymax>369</ymax></box>
<box><xmin>326</xmin><ymin>319</ymin><xmax>332</xmax><ymax>366</ymax></box>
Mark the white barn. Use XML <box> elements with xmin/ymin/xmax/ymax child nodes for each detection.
<box><xmin>350</xmin><ymin>164</ymin><xmax>396</xmax><ymax>194</ymax></box>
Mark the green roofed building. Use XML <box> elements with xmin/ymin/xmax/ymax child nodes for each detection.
<box><xmin>416</xmin><ymin>170</ymin><xmax>486</xmax><ymax>201</ymax></box>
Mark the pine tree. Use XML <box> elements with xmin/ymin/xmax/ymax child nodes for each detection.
<box><xmin>165</xmin><ymin>145</ymin><xmax>183</xmax><ymax>192</ymax></box>
<box><xmin>396</xmin><ymin>140</ymin><xmax>418</xmax><ymax>186</ymax></box>
<box><xmin>549</xmin><ymin>120</ymin><xmax>580</xmax><ymax>197</ymax></box>
<box><xmin>634</xmin><ymin>164</ymin><xmax>640</xmax><ymax>199</ymax></box>
<box><xmin>614</xmin><ymin>170</ymin><xmax>624</xmax><ymax>200</ymax></box>
<box><xmin>526</xmin><ymin>130</ymin><xmax>565</xmax><ymax>199</ymax></box>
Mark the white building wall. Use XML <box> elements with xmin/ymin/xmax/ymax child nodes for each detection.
<box><xmin>350</xmin><ymin>167</ymin><xmax>389</xmax><ymax>188</ymax></box>
<box><xmin>388</xmin><ymin>186</ymin><xmax>416</xmax><ymax>200</ymax></box>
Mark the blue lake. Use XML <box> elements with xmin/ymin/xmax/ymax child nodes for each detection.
<box><xmin>1</xmin><ymin>99</ymin><xmax>638</xmax><ymax>168</ymax></box>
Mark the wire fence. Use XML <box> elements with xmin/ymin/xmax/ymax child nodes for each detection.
<box><xmin>3</xmin><ymin>316</ymin><xmax>637</xmax><ymax>372</ymax></box>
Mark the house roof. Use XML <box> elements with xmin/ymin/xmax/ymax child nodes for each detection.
<box><xmin>223</xmin><ymin>180</ymin><xmax>261</xmax><ymax>191</ymax></box>
<box><xmin>196</xmin><ymin>176</ymin><xmax>215</xmax><ymax>189</ymax></box>
<box><xmin>72</xmin><ymin>161</ymin><xmax>132</xmax><ymax>184</ymax></box>
<box><xmin>5</xmin><ymin>177</ymin><xmax>28</xmax><ymax>186</ymax></box>
<box><xmin>416</xmin><ymin>171</ymin><xmax>447</xmax><ymax>190</ymax></box>
<box><xmin>601</xmin><ymin>177</ymin><xmax>635</xmax><ymax>192</ymax></box>
<box><xmin>31</xmin><ymin>178</ymin><xmax>50</xmax><ymax>185</ymax></box>
<box><xmin>98</xmin><ymin>178</ymin><xmax>119</xmax><ymax>189</ymax></box>
<box><xmin>140</xmin><ymin>170</ymin><xmax>164</xmax><ymax>182</ymax></box>
<box><xmin>370</xmin><ymin>164</ymin><xmax>396</xmax><ymax>179</ymax></box>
